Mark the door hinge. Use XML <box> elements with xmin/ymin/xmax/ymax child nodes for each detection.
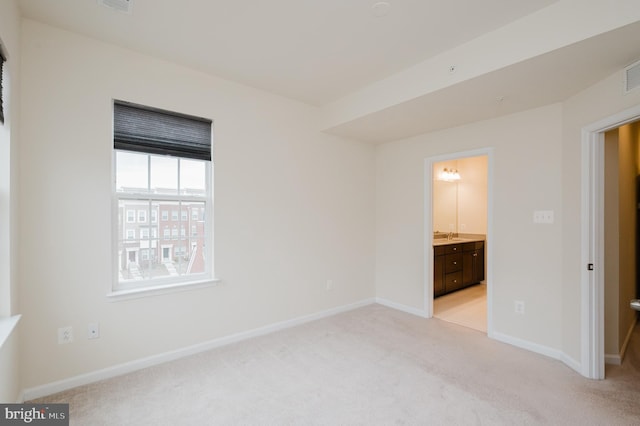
<box><xmin>588</xmin><ymin>263</ymin><xmax>594</xmax><ymax>271</ymax></box>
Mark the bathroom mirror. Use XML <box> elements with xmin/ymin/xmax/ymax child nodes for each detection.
<box><xmin>432</xmin><ymin>161</ymin><xmax>458</xmax><ymax>234</ymax></box>
<box><xmin>432</xmin><ymin>156</ymin><xmax>489</xmax><ymax>237</ymax></box>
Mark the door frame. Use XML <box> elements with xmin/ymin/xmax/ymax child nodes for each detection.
<box><xmin>424</xmin><ymin>147</ymin><xmax>494</xmax><ymax>336</ymax></box>
<box><xmin>581</xmin><ymin>103</ymin><xmax>640</xmax><ymax>379</ymax></box>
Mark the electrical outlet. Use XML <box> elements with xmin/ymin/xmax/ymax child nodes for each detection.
<box><xmin>326</xmin><ymin>280</ymin><xmax>333</xmax><ymax>291</ymax></box>
<box><xmin>88</xmin><ymin>323</ymin><xmax>100</xmax><ymax>340</ymax></box>
<box><xmin>514</xmin><ymin>301</ymin><xmax>525</xmax><ymax>315</ymax></box>
<box><xmin>58</xmin><ymin>326</ymin><xmax>74</xmax><ymax>344</ymax></box>
<box><xmin>533</xmin><ymin>210</ymin><xmax>554</xmax><ymax>224</ymax></box>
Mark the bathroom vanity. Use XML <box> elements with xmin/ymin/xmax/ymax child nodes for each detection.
<box><xmin>433</xmin><ymin>238</ymin><xmax>485</xmax><ymax>297</ymax></box>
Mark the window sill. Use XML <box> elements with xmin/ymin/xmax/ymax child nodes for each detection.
<box><xmin>0</xmin><ymin>315</ymin><xmax>21</xmax><ymax>350</ymax></box>
<box><xmin>107</xmin><ymin>278</ymin><xmax>222</xmax><ymax>301</ymax></box>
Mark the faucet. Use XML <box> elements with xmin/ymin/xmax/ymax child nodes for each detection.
<box><xmin>447</xmin><ymin>231</ymin><xmax>453</xmax><ymax>240</ymax></box>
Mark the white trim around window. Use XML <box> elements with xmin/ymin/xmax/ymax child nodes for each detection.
<box><xmin>111</xmin><ymin>154</ymin><xmax>215</xmax><ymax>297</ymax></box>
<box><xmin>110</xmin><ymin>100</ymin><xmax>217</xmax><ymax>299</ymax></box>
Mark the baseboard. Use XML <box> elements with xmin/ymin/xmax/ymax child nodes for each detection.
<box><xmin>619</xmin><ymin>314</ymin><xmax>638</xmax><ymax>362</ymax></box>
<box><xmin>606</xmin><ymin>315</ymin><xmax>638</xmax><ymax>365</ymax></box>
<box><xmin>604</xmin><ymin>353</ymin><xmax>621</xmax><ymax>365</ymax></box>
<box><xmin>375</xmin><ymin>297</ymin><xmax>428</xmax><ymax>318</ymax></box>
<box><xmin>22</xmin><ymin>298</ymin><xmax>376</xmax><ymax>401</ymax></box>
<box><xmin>375</xmin><ymin>303</ymin><xmax>584</xmax><ymax>376</ymax></box>
<box><xmin>488</xmin><ymin>332</ymin><xmax>584</xmax><ymax>375</ymax></box>
<box><xmin>490</xmin><ymin>331</ymin><xmax>564</xmax><ymax>362</ymax></box>
<box><xmin>559</xmin><ymin>352</ymin><xmax>582</xmax><ymax>374</ymax></box>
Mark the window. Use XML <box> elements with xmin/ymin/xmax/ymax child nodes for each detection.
<box><xmin>126</xmin><ymin>229</ymin><xmax>135</xmax><ymax>240</ymax></box>
<box><xmin>191</xmin><ymin>209</ymin><xmax>198</xmax><ymax>220</ymax></box>
<box><xmin>181</xmin><ymin>210</ymin><xmax>188</xmax><ymax>221</ymax></box>
<box><xmin>162</xmin><ymin>247</ymin><xmax>171</xmax><ymax>261</ymax></box>
<box><xmin>0</xmin><ymin>46</ymin><xmax>5</xmax><ymax>124</ymax></box>
<box><xmin>113</xmin><ymin>100</ymin><xmax>213</xmax><ymax>293</ymax></box>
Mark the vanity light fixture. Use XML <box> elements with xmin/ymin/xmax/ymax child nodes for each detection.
<box><xmin>438</xmin><ymin>168</ymin><xmax>461</xmax><ymax>182</ymax></box>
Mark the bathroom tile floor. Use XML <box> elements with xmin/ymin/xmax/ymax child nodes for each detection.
<box><xmin>434</xmin><ymin>283</ymin><xmax>487</xmax><ymax>333</ymax></box>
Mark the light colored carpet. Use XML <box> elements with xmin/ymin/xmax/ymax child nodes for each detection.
<box><xmin>434</xmin><ymin>283</ymin><xmax>487</xmax><ymax>332</ymax></box>
<box><xmin>31</xmin><ymin>304</ymin><xmax>640</xmax><ymax>425</ymax></box>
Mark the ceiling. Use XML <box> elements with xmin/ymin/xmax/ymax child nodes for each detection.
<box><xmin>16</xmin><ymin>1</ymin><xmax>640</xmax><ymax>144</ymax></box>
<box><xmin>327</xmin><ymin>20</ymin><xmax>640</xmax><ymax>143</ymax></box>
<box><xmin>18</xmin><ymin>0</ymin><xmax>557</xmax><ymax>106</ymax></box>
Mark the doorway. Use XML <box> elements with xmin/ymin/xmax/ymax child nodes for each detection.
<box><xmin>603</xmin><ymin>124</ymin><xmax>640</xmax><ymax>366</ymax></box>
<box><xmin>582</xmin><ymin>104</ymin><xmax>640</xmax><ymax>379</ymax></box>
<box><xmin>424</xmin><ymin>148</ymin><xmax>494</xmax><ymax>335</ymax></box>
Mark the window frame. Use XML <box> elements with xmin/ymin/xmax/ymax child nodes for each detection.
<box><xmin>110</xmin><ymin>101</ymin><xmax>216</xmax><ymax>298</ymax></box>
<box><xmin>113</xmin><ymin>155</ymin><xmax>214</xmax><ymax>294</ymax></box>
<box><xmin>140</xmin><ymin>227</ymin><xmax>150</xmax><ymax>239</ymax></box>
<box><xmin>0</xmin><ymin>45</ymin><xmax>6</xmax><ymax>124</ymax></box>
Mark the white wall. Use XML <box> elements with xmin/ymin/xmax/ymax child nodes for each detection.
<box><xmin>14</xmin><ymin>6</ymin><xmax>640</xmax><ymax>394</ymax></box>
<box><xmin>562</xmin><ymin>70</ymin><xmax>640</xmax><ymax>363</ymax></box>
<box><xmin>378</xmin><ymin>64</ymin><xmax>640</xmax><ymax>366</ymax></box>
<box><xmin>376</xmin><ymin>104</ymin><xmax>564</xmax><ymax>351</ymax></box>
<box><xmin>18</xmin><ymin>20</ymin><xmax>375</xmax><ymax>390</ymax></box>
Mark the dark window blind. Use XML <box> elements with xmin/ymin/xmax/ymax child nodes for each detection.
<box><xmin>0</xmin><ymin>47</ymin><xmax>6</xmax><ymax>124</ymax></box>
<box><xmin>114</xmin><ymin>101</ymin><xmax>212</xmax><ymax>161</ymax></box>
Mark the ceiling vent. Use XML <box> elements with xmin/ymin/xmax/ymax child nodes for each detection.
<box><xmin>98</xmin><ymin>0</ymin><xmax>133</xmax><ymax>14</ymax></box>
<box><xmin>624</xmin><ymin>59</ymin><xmax>640</xmax><ymax>94</ymax></box>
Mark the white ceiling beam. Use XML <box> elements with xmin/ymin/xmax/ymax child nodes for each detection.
<box><xmin>320</xmin><ymin>0</ymin><xmax>640</xmax><ymax>134</ymax></box>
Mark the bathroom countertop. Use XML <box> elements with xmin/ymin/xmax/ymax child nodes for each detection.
<box><xmin>432</xmin><ymin>235</ymin><xmax>485</xmax><ymax>246</ymax></box>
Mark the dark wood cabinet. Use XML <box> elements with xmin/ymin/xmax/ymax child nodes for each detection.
<box><xmin>434</xmin><ymin>240</ymin><xmax>484</xmax><ymax>297</ymax></box>
<box><xmin>434</xmin><ymin>254</ymin><xmax>444</xmax><ymax>296</ymax></box>
<box><xmin>462</xmin><ymin>243</ymin><xmax>484</xmax><ymax>286</ymax></box>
